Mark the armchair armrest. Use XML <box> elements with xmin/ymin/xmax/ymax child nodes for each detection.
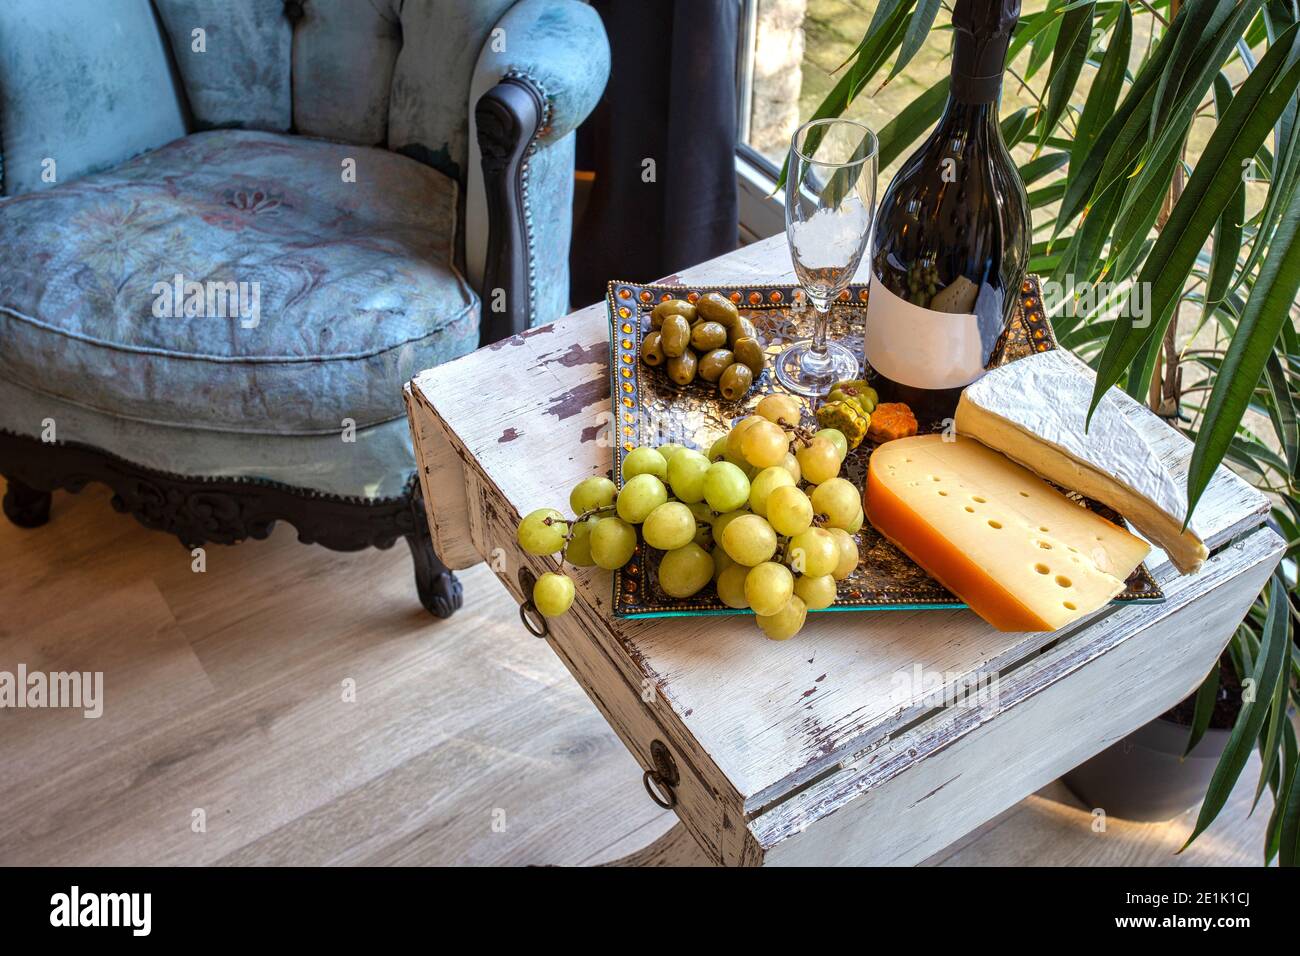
<box><xmin>466</xmin><ymin>0</ymin><xmax>610</xmax><ymax>343</ymax></box>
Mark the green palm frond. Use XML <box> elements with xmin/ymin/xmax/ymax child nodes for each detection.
<box><xmin>801</xmin><ymin>0</ymin><xmax>1300</xmax><ymax>864</ymax></box>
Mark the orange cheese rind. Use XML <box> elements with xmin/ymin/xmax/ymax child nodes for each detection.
<box><xmin>864</xmin><ymin>435</ymin><xmax>1150</xmax><ymax>633</ymax></box>
<box><xmin>867</xmin><ymin>466</ymin><xmax>1053</xmax><ymax>631</ymax></box>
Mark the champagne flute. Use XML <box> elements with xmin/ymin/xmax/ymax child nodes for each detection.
<box><xmin>777</xmin><ymin>118</ymin><xmax>878</xmax><ymax>396</ymax></box>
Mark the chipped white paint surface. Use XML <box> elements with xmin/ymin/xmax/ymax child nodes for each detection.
<box><xmin>757</xmin><ymin>529</ymin><xmax>1281</xmax><ymax>865</ymax></box>
<box><xmin>406</xmin><ymin>234</ymin><xmax>1280</xmax><ymax>865</ymax></box>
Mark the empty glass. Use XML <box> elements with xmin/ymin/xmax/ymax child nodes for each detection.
<box><xmin>777</xmin><ymin>118</ymin><xmax>879</xmax><ymax>396</ymax></box>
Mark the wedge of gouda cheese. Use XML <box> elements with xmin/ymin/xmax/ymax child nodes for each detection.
<box><xmin>865</xmin><ymin>435</ymin><xmax>1150</xmax><ymax>632</ymax></box>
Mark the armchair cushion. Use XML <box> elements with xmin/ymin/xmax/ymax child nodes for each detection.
<box><xmin>152</xmin><ymin>0</ymin><xmax>293</xmax><ymax>133</ymax></box>
<box><xmin>0</xmin><ymin>130</ymin><xmax>478</xmax><ymax>436</ymax></box>
<box><xmin>0</xmin><ymin>0</ymin><xmax>188</xmax><ymax>197</ymax></box>
<box><xmin>285</xmin><ymin>0</ymin><xmax>527</xmax><ymax>183</ymax></box>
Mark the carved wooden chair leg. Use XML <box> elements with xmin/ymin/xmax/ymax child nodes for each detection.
<box><xmin>2</xmin><ymin>478</ymin><xmax>52</xmax><ymax>529</ymax></box>
<box><xmin>406</xmin><ymin>487</ymin><xmax>463</xmax><ymax>619</ymax></box>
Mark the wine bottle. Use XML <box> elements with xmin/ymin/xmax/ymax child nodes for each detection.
<box><xmin>863</xmin><ymin>0</ymin><xmax>1030</xmax><ymax>424</ymax></box>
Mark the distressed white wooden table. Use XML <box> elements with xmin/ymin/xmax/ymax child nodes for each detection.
<box><xmin>405</xmin><ymin>234</ymin><xmax>1282</xmax><ymax>866</ymax></box>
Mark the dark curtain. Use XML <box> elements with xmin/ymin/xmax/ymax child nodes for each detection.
<box><xmin>570</xmin><ymin>0</ymin><xmax>740</xmax><ymax>305</ymax></box>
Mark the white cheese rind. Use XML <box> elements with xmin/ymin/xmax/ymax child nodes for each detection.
<box><xmin>955</xmin><ymin>350</ymin><xmax>1208</xmax><ymax>573</ymax></box>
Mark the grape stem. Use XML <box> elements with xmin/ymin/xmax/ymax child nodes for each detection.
<box><xmin>789</xmin><ymin>423</ymin><xmax>818</xmax><ymax>449</ymax></box>
<box><xmin>546</xmin><ymin>505</ymin><xmax>617</xmax><ymax>569</ymax></box>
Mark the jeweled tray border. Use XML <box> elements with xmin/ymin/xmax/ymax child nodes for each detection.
<box><xmin>606</xmin><ymin>277</ymin><xmax>1165</xmax><ymax>619</ymax></box>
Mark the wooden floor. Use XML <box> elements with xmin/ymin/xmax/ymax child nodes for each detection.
<box><xmin>0</xmin><ymin>480</ymin><xmax>1275</xmax><ymax>866</ymax></box>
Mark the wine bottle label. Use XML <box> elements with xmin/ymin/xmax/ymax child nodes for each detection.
<box><xmin>864</xmin><ymin>278</ymin><xmax>988</xmax><ymax>390</ymax></box>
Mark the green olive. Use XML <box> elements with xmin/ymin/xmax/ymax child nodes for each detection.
<box><xmin>728</xmin><ymin>316</ymin><xmax>758</xmax><ymax>348</ymax></box>
<box><xmin>697</xmin><ymin>348</ymin><xmax>734</xmax><ymax>383</ymax></box>
<box><xmin>660</xmin><ymin>314</ymin><xmax>691</xmax><ymax>358</ymax></box>
<box><xmin>733</xmin><ymin>336</ymin><xmax>766</xmax><ymax>376</ymax></box>
<box><xmin>718</xmin><ymin>362</ymin><xmax>753</xmax><ymax>401</ymax></box>
<box><xmin>651</xmin><ymin>298</ymin><xmax>696</xmax><ymax>329</ymax></box>
<box><xmin>695</xmin><ymin>292</ymin><xmax>740</xmax><ymax>328</ymax></box>
<box><xmin>689</xmin><ymin>320</ymin><xmax>727</xmax><ymax>352</ymax></box>
<box><xmin>641</xmin><ymin>330</ymin><xmax>665</xmax><ymax>367</ymax></box>
<box><xmin>666</xmin><ymin>350</ymin><xmax>697</xmax><ymax>386</ymax></box>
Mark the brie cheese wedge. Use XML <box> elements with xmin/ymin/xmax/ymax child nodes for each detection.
<box><xmin>955</xmin><ymin>350</ymin><xmax>1209</xmax><ymax>574</ymax></box>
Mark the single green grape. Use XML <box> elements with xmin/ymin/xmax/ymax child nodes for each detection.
<box><xmin>748</xmin><ymin>465</ymin><xmax>795</xmax><ymax>517</ymax></box>
<box><xmin>745</xmin><ymin>562</ymin><xmax>794</xmax><ymax>617</ymax></box>
<box><xmin>756</xmin><ymin>595</ymin><xmax>807</xmax><ymax>640</ymax></box>
<box><xmin>711</xmin><ymin>509</ymin><xmax>750</xmax><ymax>545</ymax></box>
<box><xmin>687</xmin><ymin>500</ymin><xmax>715</xmax><ymax>523</ymax></box>
<box><xmin>716</xmin><ymin>564</ymin><xmax>751</xmax><ymax>609</ymax></box>
<box><xmin>687</xmin><ymin>501</ymin><xmax>715</xmax><ymax>548</ymax></box>
<box><xmin>811</xmin><ymin>477</ymin><xmax>861</xmax><ymax>530</ymax></box>
<box><xmin>726</xmin><ymin>416</ymin><xmax>764</xmax><ymax>464</ymax></box>
<box><xmin>794</xmin><ymin>573</ymin><xmax>837</xmax><ymax>611</ymax></box>
<box><xmin>739</xmin><ymin>419</ymin><xmax>789</xmax><ymax>469</ymax></box>
<box><xmin>814</xmin><ymin>427</ymin><xmax>848</xmax><ymax>462</ymax></box>
<box><xmin>780</xmin><ymin>451</ymin><xmax>801</xmax><ymax>484</ymax></box>
<box><xmin>702</xmin><ymin>461</ymin><xmax>750</xmax><ymax>513</ymax></box>
<box><xmin>569</xmin><ymin>475</ymin><xmax>617</xmax><ymax>515</ymax></box>
<box><xmin>517</xmin><ymin>507</ymin><xmax>568</xmax><ymax>556</ymax></box>
<box><xmin>829</xmin><ymin>527</ymin><xmax>859</xmax><ymax>581</ymax></box>
<box><xmin>616</xmin><ymin>473</ymin><xmax>667</xmax><ymax>523</ymax></box>
<box><xmin>534</xmin><ymin>572</ymin><xmax>576</xmax><ymax>617</ymax></box>
<box><xmin>623</xmin><ymin>446</ymin><xmax>668</xmax><ymax>481</ymax></box>
<box><xmin>721</xmin><ymin>513</ymin><xmax>778</xmax><ymax>566</ymax></box>
<box><xmin>642</xmin><ymin>501</ymin><xmax>697</xmax><ymax>551</ymax></box>
<box><xmin>656</xmin><ymin>443</ymin><xmax>687</xmax><ymax>465</ymax></box>
<box><xmin>667</xmin><ymin>449</ymin><xmax>711</xmax><ymax>504</ymax></box>
<box><xmin>788</xmin><ymin>527</ymin><xmax>838</xmax><ymax>577</ymax></box>
<box><xmin>796</xmin><ymin>436</ymin><xmax>841</xmax><ymax>484</ymax></box>
<box><xmin>566</xmin><ymin>516</ymin><xmax>598</xmax><ymax>567</ymax></box>
<box><xmin>590</xmin><ymin>516</ymin><xmax>638</xmax><ymax>569</ymax></box>
<box><xmin>658</xmin><ymin>543</ymin><xmax>714</xmax><ymax>598</ymax></box>
<box><xmin>708</xmin><ymin>435</ymin><xmax>729</xmax><ymax>462</ymax></box>
<box><xmin>766</xmin><ymin>484</ymin><xmax>814</xmax><ymax>537</ymax></box>
<box><xmin>756</xmin><ymin>394</ymin><xmax>802</xmax><ymax>429</ymax></box>
<box><xmin>712</xmin><ymin>545</ymin><xmax>735</xmax><ymax>582</ymax></box>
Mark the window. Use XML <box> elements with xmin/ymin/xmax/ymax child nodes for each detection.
<box><xmin>733</xmin><ymin>0</ymin><xmax>1064</xmax><ymax>238</ymax></box>
<box><xmin>737</xmin><ymin>0</ymin><xmax>949</xmax><ymax>238</ymax></box>
<box><xmin>738</xmin><ymin>0</ymin><xmax>948</xmax><ymax>174</ymax></box>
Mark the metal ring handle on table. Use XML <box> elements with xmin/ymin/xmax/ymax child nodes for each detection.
<box><xmin>642</xmin><ymin>769</ymin><xmax>677</xmax><ymax>809</ymax></box>
<box><xmin>642</xmin><ymin>739</ymin><xmax>680</xmax><ymax>809</ymax></box>
<box><xmin>516</xmin><ymin>567</ymin><xmax>550</xmax><ymax>638</ymax></box>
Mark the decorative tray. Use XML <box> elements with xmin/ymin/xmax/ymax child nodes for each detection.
<box><xmin>605</xmin><ymin>277</ymin><xmax>1164</xmax><ymax>619</ymax></box>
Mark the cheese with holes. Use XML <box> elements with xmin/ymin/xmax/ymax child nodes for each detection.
<box><xmin>955</xmin><ymin>349</ymin><xmax>1208</xmax><ymax>573</ymax></box>
<box><xmin>865</xmin><ymin>435</ymin><xmax>1151</xmax><ymax>632</ymax></box>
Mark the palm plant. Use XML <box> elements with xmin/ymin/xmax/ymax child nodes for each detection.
<box><xmin>791</xmin><ymin>0</ymin><xmax>1300</xmax><ymax>862</ymax></box>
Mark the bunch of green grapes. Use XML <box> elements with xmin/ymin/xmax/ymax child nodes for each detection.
<box><xmin>514</xmin><ymin>392</ymin><xmax>863</xmax><ymax>641</ymax></box>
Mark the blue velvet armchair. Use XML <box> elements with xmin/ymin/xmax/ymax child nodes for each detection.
<box><xmin>0</xmin><ymin>0</ymin><xmax>609</xmax><ymax>615</ymax></box>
